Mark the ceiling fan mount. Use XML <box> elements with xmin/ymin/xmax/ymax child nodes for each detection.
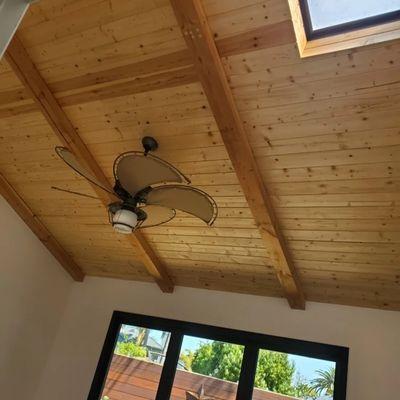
<box><xmin>53</xmin><ymin>136</ymin><xmax>218</xmax><ymax>234</ymax></box>
<box><xmin>141</xmin><ymin>135</ymin><xmax>158</xmax><ymax>155</ymax></box>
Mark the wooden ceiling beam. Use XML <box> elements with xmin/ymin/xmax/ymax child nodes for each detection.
<box><xmin>0</xmin><ymin>172</ymin><xmax>84</xmax><ymax>281</ymax></box>
<box><xmin>5</xmin><ymin>35</ymin><xmax>174</xmax><ymax>293</ymax></box>
<box><xmin>171</xmin><ymin>0</ymin><xmax>305</xmax><ymax>309</ymax></box>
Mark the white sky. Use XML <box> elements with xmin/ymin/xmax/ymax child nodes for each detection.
<box><xmin>307</xmin><ymin>0</ymin><xmax>400</xmax><ymax>29</ymax></box>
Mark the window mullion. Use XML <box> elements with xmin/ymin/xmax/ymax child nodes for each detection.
<box><xmin>155</xmin><ymin>331</ymin><xmax>184</xmax><ymax>400</ymax></box>
<box><xmin>236</xmin><ymin>345</ymin><xmax>259</xmax><ymax>400</ymax></box>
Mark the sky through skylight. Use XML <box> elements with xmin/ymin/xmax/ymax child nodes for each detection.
<box><xmin>307</xmin><ymin>0</ymin><xmax>400</xmax><ymax>30</ymax></box>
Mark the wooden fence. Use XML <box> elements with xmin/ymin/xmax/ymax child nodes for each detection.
<box><xmin>102</xmin><ymin>355</ymin><xmax>298</xmax><ymax>400</ymax></box>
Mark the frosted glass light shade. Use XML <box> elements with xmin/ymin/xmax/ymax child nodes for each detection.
<box><xmin>112</xmin><ymin>209</ymin><xmax>138</xmax><ymax>234</ymax></box>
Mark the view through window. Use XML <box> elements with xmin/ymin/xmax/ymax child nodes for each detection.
<box><xmin>90</xmin><ymin>313</ymin><xmax>348</xmax><ymax>400</ymax></box>
<box><xmin>172</xmin><ymin>335</ymin><xmax>244</xmax><ymax>400</ymax></box>
<box><xmin>100</xmin><ymin>324</ymin><xmax>171</xmax><ymax>400</ymax></box>
<box><xmin>253</xmin><ymin>349</ymin><xmax>336</xmax><ymax>400</ymax></box>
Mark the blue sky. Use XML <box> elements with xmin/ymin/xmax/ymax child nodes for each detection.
<box><xmin>289</xmin><ymin>354</ymin><xmax>334</xmax><ymax>381</ymax></box>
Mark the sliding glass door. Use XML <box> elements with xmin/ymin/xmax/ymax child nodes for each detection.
<box><xmin>88</xmin><ymin>312</ymin><xmax>348</xmax><ymax>400</ymax></box>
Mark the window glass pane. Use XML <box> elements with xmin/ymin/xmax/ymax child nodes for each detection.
<box><xmin>252</xmin><ymin>349</ymin><xmax>336</xmax><ymax>400</ymax></box>
<box><xmin>101</xmin><ymin>324</ymin><xmax>171</xmax><ymax>400</ymax></box>
<box><xmin>307</xmin><ymin>0</ymin><xmax>400</xmax><ymax>30</ymax></box>
<box><xmin>170</xmin><ymin>335</ymin><xmax>244</xmax><ymax>400</ymax></box>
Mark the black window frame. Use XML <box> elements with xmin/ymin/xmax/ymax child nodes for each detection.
<box><xmin>88</xmin><ymin>311</ymin><xmax>349</xmax><ymax>400</ymax></box>
<box><xmin>300</xmin><ymin>0</ymin><xmax>400</xmax><ymax>40</ymax></box>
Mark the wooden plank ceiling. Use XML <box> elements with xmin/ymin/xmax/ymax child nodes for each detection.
<box><xmin>0</xmin><ymin>0</ymin><xmax>399</xmax><ymax>311</ymax></box>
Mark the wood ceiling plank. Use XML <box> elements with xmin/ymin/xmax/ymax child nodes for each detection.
<box><xmin>268</xmin><ymin>178</ymin><xmax>400</xmax><ymax>196</ymax></box>
<box><xmin>5</xmin><ymin>35</ymin><xmax>174</xmax><ymax>293</ymax></box>
<box><xmin>20</xmin><ymin>0</ymin><xmax>171</xmax><ymax>48</ymax></box>
<box><xmin>258</xmin><ymin>146</ymin><xmax>400</xmax><ymax>171</ymax></box>
<box><xmin>0</xmin><ymin>103</ymin><xmax>37</xmax><ymax>119</ymax></box>
<box><xmin>284</xmin><ymin>229</ymin><xmax>400</xmax><ymax>243</ymax></box>
<box><xmin>57</xmin><ymin>67</ymin><xmax>198</xmax><ymax>107</ymax></box>
<box><xmin>217</xmin><ymin>20</ymin><xmax>295</xmax><ymax>56</ymax></box>
<box><xmin>0</xmin><ymin>172</ymin><xmax>84</xmax><ymax>281</ymax></box>
<box><xmin>170</xmin><ymin>0</ymin><xmax>305</xmax><ymax>309</ymax></box>
<box><xmin>304</xmin><ymin>285</ymin><xmax>400</xmax><ymax>311</ymax></box>
<box><xmin>206</xmin><ymin>0</ymin><xmax>290</xmax><ymax>39</ymax></box>
<box><xmin>277</xmin><ymin>206</ymin><xmax>400</xmax><ymax>220</ymax></box>
<box><xmin>291</xmin><ymin>249</ymin><xmax>400</xmax><ymax>266</ymax></box>
<box><xmin>288</xmin><ymin>240</ymin><xmax>400</xmax><ymax>256</ymax></box>
<box><xmin>265</xmin><ymin>162</ymin><xmax>399</xmax><ymax>184</ymax></box>
<box><xmin>249</xmin><ymin>128</ymin><xmax>400</xmax><ymax>156</ymax></box>
<box><xmin>51</xmin><ymin>49</ymin><xmax>192</xmax><ymax>93</ymax></box>
<box><xmin>272</xmin><ymin>193</ymin><xmax>400</xmax><ymax>208</ymax></box>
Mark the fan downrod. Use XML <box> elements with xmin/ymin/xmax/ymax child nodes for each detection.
<box><xmin>142</xmin><ymin>136</ymin><xmax>158</xmax><ymax>155</ymax></box>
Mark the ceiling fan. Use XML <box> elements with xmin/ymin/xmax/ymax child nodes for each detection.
<box><xmin>52</xmin><ymin>136</ymin><xmax>217</xmax><ymax>234</ymax></box>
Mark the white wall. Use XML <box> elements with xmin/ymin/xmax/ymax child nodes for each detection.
<box><xmin>0</xmin><ymin>197</ymin><xmax>73</xmax><ymax>398</ymax></box>
<box><xmin>34</xmin><ymin>276</ymin><xmax>400</xmax><ymax>400</ymax></box>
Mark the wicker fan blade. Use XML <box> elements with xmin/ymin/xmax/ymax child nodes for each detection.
<box><xmin>138</xmin><ymin>205</ymin><xmax>176</xmax><ymax>228</ymax></box>
<box><xmin>55</xmin><ymin>147</ymin><xmax>114</xmax><ymax>194</ymax></box>
<box><xmin>145</xmin><ymin>185</ymin><xmax>217</xmax><ymax>225</ymax></box>
<box><xmin>114</xmin><ymin>152</ymin><xmax>189</xmax><ymax>197</ymax></box>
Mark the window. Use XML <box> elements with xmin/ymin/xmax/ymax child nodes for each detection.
<box><xmin>171</xmin><ymin>335</ymin><xmax>244</xmax><ymax>400</ymax></box>
<box><xmin>99</xmin><ymin>324</ymin><xmax>171</xmax><ymax>400</ymax></box>
<box><xmin>88</xmin><ymin>312</ymin><xmax>348</xmax><ymax>400</ymax></box>
<box><xmin>252</xmin><ymin>349</ymin><xmax>337</xmax><ymax>400</ymax></box>
<box><xmin>301</xmin><ymin>0</ymin><xmax>400</xmax><ymax>39</ymax></box>
<box><xmin>288</xmin><ymin>0</ymin><xmax>400</xmax><ymax>57</ymax></box>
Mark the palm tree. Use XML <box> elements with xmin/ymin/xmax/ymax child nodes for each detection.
<box><xmin>311</xmin><ymin>367</ymin><xmax>335</xmax><ymax>396</ymax></box>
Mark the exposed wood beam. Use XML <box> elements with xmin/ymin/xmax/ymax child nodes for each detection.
<box><xmin>5</xmin><ymin>35</ymin><xmax>174</xmax><ymax>293</ymax></box>
<box><xmin>171</xmin><ymin>0</ymin><xmax>305</xmax><ymax>309</ymax></box>
<box><xmin>0</xmin><ymin>172</ymin><xmax>84</xmax><ymax>281</ymax></box>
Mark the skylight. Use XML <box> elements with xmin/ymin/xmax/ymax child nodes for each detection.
<box><xmin>301</xmin><ymin>0</ymin><xmax>400</xmax><ymax>39</ymax></box>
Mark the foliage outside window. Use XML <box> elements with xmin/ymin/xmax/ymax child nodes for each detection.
<box><xmin>179</xmin><ymin>341</ymin><xmax>335</xmax><ymax>400</ymax></box>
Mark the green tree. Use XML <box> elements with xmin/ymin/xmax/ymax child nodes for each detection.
<box><xmin>292</xmin><ymin>375</ymin><xmax>318</xmax><ymax>399</ymax></box>
<box><xmin>115</xmin><ymin>341</ymin><xmax>147</xmax><ymax>358</ymax></box>
<box><xmin>180</xmin><ymin>349</ymin><xmax>195</xmax><ymax>371</ymax></box>
<box><xmin>191</xmin><ymin>342</ymin><xmax>244</xmax><ymax>383</ymax></box>
<box><xmin>311</xmin><ymin>367</ymin><xmax>335</xmax><ymax>396</ymax></box>
<box><xmin>188</xmin><ymin>342</ymin><xmax>296</xmax><ymax>395</ymax></box>
<box><xmin>254</xmin><ymin>349</ymin><xmax>295</xmax><ymax>394</ymax></box>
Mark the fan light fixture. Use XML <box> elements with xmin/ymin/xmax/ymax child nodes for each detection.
<box><xmin>112</xmin><ymin>208</ymin><xmax>138</xmax><ymax>234</ymax></box>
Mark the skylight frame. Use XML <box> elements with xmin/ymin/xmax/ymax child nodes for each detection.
<box><xmin>300</xmin><ymin>0</ymin><xmax>400</xmax><ymax>40</ymax></box>
<box><xmin>288</xmin><ymin>0</ymin><xmax>400</xmax><ymax>57</ymax></box>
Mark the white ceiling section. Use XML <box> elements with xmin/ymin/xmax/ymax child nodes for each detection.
<box><xmin>0</xmin><ymin>0</ymin><xmax>34</xmax><ymax>59</ymax></box>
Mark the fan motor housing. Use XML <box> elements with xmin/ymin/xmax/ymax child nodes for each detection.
<box><xmin>142</xmin><ymin>136</ymin><xmax>158</xmax><ymax>154</ymax></box>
